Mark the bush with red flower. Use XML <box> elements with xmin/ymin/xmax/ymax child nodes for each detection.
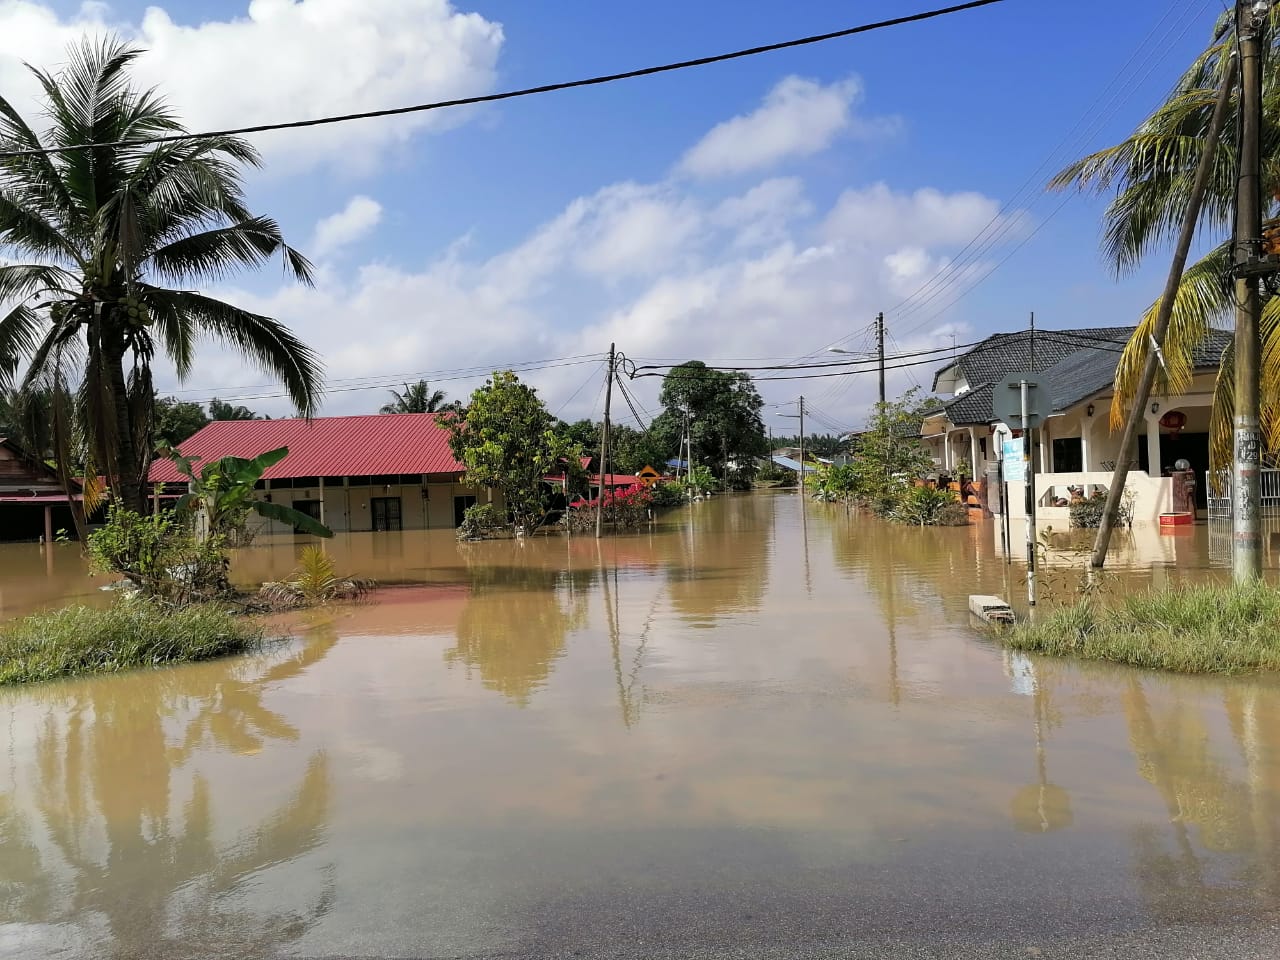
<box><xmin>567</xmin><ymin>483</ymin><xmax>654</xmax><ymax>531</ymax></box>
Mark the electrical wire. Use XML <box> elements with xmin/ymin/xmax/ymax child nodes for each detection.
<box><xmin>890</xmin><ymin>0</ymin><xmax>1210</xmax><ymax>327</ymax></box>
<box><xmin>0</xmin><ymin>0</ymin><xmax>1008</xmax><ymax>159</ymax></box>
<box><xmin>629</xmin><ymin>339</ymin><xmax>984</xmax><ymax>375</ymax></box>
<box><xmin>554</xmin><ymin>361</ymin><xmax>608</xmax><ymax>418</ymax></box>
<box><xmin>168</xmin><ymin>357</ymin><xmax>603</xmax><ymax>406</ymax></box>
<box><xmin>616</xmin><ymin>377</ymin><xmax>651</xmax><ymax>431</ymax></box>
<box><xmin>891</xmin><ymin>0</ymin><xmax>1214</xmax><ymax>337</ymax></box>
<box><xmin>164</xmin><ymin>352</ymin><xmax>606</xmax><ymax>398</ymax></box>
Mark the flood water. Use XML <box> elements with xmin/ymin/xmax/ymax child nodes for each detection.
<box><xmin>2</xmin><ymin>493</ymin><xmax>1280</xmax><ymax>958</ymax></box>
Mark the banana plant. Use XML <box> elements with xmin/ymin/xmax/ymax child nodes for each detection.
<box><xmin>158</xmin><ymin>444</ymin><xmax>333</xmax><ymax>540</ymax></box>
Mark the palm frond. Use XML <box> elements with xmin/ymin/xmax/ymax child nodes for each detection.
<box><xmin>1109</xmin><ymin>241</ymin><xmax>1233</xmax><ymax>430</ymax></box>
<box><xmin>1210</xmin><ymin>338</ymin><xmax>1235</xmax><ymax>481</ymax></box>
<box><xmin>153</xmin><ymin>290</ymin><xmax>323</xmax><ymax>416</ymax></box>
<box><xmin>148</xmin><ymin>218</ymin><xmax>304</xmax><ymax>284</ymax></box>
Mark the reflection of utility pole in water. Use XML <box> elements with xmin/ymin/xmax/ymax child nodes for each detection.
<box><xmin>886</xmin><ymin>534</ymin><xmax>900</xmax><ymax>707</ymax></box>
<box><xmin>598</xmin><ymin>540</ymin><xmax>651</xmax><ymax>728</ymax></box>
<box><xmin>1235</xmin><ymin>686</ymin><xmax>1279</xmax><ymax>898</ymax></box>
<box><xmin>1010</xmin><ymin>658</ymin><xmax>1072</xmax><ymax>833</ymax></box>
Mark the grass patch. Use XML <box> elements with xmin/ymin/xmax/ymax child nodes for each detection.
<box><xmin>1005</xmin><ymin>580</ymin><xmax>1280</xmax><ymax>675</ymax></box>
<box><xmin>0</xmin><ymin>600</ymin><xmax>263</xmax><ymax>685</ymax></box>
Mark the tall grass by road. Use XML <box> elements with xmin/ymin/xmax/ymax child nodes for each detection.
<box><xmin>1005</xmin><ymin>580</ymin><xmax>1280</xmax><ymax>675</ymax></box>
<box><xmin>0</xmin><ymin>600</ymin><xmax>262</xmax><ymax>685</ymax></box>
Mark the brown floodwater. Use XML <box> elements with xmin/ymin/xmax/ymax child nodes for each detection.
<box><xmin>2</xmin><ymin>494</ymin><xmax>1280</xmax><ymax>958</ymax></box>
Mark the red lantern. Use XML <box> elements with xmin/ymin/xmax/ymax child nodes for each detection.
<box><xmin>1159</xmin><ymin>410</ymin><xmax>1187</xmax><ymax>433</ymax></box>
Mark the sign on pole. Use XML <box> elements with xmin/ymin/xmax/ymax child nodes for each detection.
<box><xmin>993</xmin><ymin>373</ymin><xmax>1050</xmax><ymax>429</ymax></box>
<box><xmin>1002</xmin><ymin>438</ymin><xmax>1025</xmax><ymax>482</ymax></box>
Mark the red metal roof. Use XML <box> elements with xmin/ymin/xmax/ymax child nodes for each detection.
<box><xmin>147</xmin><ymin>414</ymin><xmax>465</xmax><ymax>483</ymax></box>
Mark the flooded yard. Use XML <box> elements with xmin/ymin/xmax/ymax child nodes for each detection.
<box><xmin>2</xmin><ymin>493</ymin><xmax>1279</xmax><ymax>958</ymax></box>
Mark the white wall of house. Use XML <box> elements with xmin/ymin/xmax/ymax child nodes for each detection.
<box><xmin>239</xmin><ymin>477</ymin><xmax>499</xmax><ymax>535</ymax></box>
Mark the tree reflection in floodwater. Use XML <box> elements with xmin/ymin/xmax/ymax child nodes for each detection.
<box><xmin>0</xmin><ymin>635</ymin><xmax>337</xmax><ymax>958</ymax></box>
<box><xmin>446</xmin><ymin>545</ymin><xmax>590</xmax><ymax>706</ymax></box>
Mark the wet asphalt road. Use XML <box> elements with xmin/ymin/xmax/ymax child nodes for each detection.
<box><xmin>304</xmin><ymin>924</ymin><xmax>1280</xmax><ymax>960</ymax></box>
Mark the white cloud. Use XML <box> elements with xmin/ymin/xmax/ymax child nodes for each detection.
<box><xmin>177</xmin><ymin>173</ymin><xmax>1007</xmax><ymax>428</ymax></box>
<box><xmin>312</xmin><ymin>196</ymin><xmax>383</xmax><ymax>259</ymax></box>
<box><xmin>678</xmin><ymin>76</ymin><xmax>894</xmax><ymax>179</ymax></box>
<box><xmin>0</xmin><ymin>0</ymin><xmax>504</xmax><ymax>171</ymax></box>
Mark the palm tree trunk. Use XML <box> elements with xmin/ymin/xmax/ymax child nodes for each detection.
<box><xmin>106</xmin><ymin>343</ymin><xmax>146</xmax><ymax>514</ymax></box>
<box><xmin>1090</xmin><ymin>55</ymin><xmax>1238</xmax><ymax>568</ymax></box>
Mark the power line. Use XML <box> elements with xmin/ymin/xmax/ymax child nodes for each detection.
<box><xmin>0</xmin><ymin>0</ymin><xmax>1008</xmax><ymax>160</ymax></box>
<box><xmin>554</xmin><ymin>361</ymin><xmax>608</xmax><ymax>418</ymax></box>
<box><xmin>889</xmin><ymin>0</ymin><xmax>1213</xmax><ymax>337</ymax></box>
<box><xmin>616</xmin><ymin>377</ymin><xmax>651</xmax><ymax>431</ymax></box>
<box><xmin>632</xmin><ymin>352</ymin><xmax>969</xmax><ymax>382</ymax></box>
<box><xmin>629</xmin><ymin>339</ymin><xmax>984</xmax><ymax>375</ymax></box>
<box><xmin>169</xmin><ymin>357</ymin><xmax>603</xmax><ymax>406</ymax></box>
<box><xmin>165</xmin><ymin>352</ymin><xmax>606</xmax><ymax>398</ymax></box>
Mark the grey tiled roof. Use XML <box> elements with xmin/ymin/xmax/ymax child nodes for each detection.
<box><xmin>942</xmin><ymin>383</ymin><xmax>996</xmax><ymax>426</ymax></box>
<box><xmin>938</xmin><ymin>328</ymin><xmax>1233</xmax><ymax>425</ymax></box>
<box><xmin>931</xmin><ymin>327</ymin><xmax>1135</xmax><ymax>391</ymax></box>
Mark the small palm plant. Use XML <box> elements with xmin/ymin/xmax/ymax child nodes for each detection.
<box><xmin>260</xmin><ymin>546</ymin><xmax>370</xmax><ymax>608</ymax></box>
<box><xmin>160</xmin><ymin>444</ymin><xmax>332</xmax><ymax>544</ymax></box>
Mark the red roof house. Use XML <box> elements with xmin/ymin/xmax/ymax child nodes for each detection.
<box><xmin>148</xmin><ymin>414</ymin><xmax>488</xmax><ymax>532</ymax></box>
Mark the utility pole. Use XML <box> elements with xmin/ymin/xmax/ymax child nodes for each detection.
<box><xmin>875</xmin><ymin>312</ymin><xmax>886</xmax><ymax>407</ymax></box>
<box><xmin>799</xmin><ymin>396</ymin><xmax>806</xmax><ymax>488</ymax></box>
<box><xmin>1090</xmin><ymin>50</ymin><xmax>1238</xmax><ymax>569</ymax></box>
<box><xmin>1029</xmin><ymin>311</ymin><xmax>1036</xmax><ymax>372</ymax></box>
<box><xmin>1022</xmin><ymin>379</ymin><xmax>1037</xmax><ymax>606</ymax></box>
<box><xmin>596</xmin><ymin>343</ymin><xmax>615</xmax><ymax>539</ymax></box>
<box><xmin>1233</xmin><ymin>0</ymin><xmax>1266</xmax><ymax>582</ymax></box>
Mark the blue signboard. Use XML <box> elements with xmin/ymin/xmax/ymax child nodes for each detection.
<box><xmin>1002</xmin><ymin>438</ymin><xmax>1025</xmax><ymax>483</ymax></box>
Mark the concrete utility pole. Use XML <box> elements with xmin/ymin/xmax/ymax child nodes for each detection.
<box><xmin>1089</xmin><ymin>49</ymin><xmax>1239</xmax><ymax>569</ymax></box>
<box><xmin>799</xmin><ymin>396</ymin><xmax>806</xmax><ymax>486</ymax></box>
<box><xmin>1022</xmin><ymin>379</ymin><xmax>1037</xmax><ymax>606</ymax></box>
<box><xmin>1029</xmin><ymin>311</ymin><xmax>1036</xmax><ymax>372</ymax></box>
<box><xmin>875</xmin><ymin>312</ymin><xmax>886</xmax><ymax>406</ymax></box>
<box><xmin>596</xmin><ymin>343</ymin><xmax>615</xmax><ymax>539</ymax></box>
<box><xmin>1233</xmin><ymin>0</ymin><xmax>1266</xmax><ymax>581</ymax></box>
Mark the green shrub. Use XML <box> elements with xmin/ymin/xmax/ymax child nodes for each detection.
<box><xmin>87</xmin><ymin>506</ymin><xmax>232</xmax><ymax>603</ymax></box>
<box><xmin>0</xmin><ymin>599</ymin><xmax>261</xmax><ymax>685</ymax></box>
<box><xmin>457</xmin><ymin>502</ymin><xmax>507</xmax><ymax>540</ymax></box>
<box><xmin>648</xmin><ymin>481</ymin><xmax>686</xmax><ymax>508</ymax></box>
<box><xmin>891</xmin><ymin>486</ymin><xmax>968</xmax><ymax>526</ymax></box>
<box><xmin>1069</xmin><ymin>489</ymin><xmax>1134</xmax><ymax>529</ymax></box>
<box><xmin>1005</xmin><ymin>581</ymin><xmax>1280</xmax><ymax>674</ymax></box>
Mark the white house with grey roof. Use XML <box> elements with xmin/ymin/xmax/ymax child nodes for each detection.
<box><xmin>921</xmin><ymin>326</ymin><xmax>1231</xmax><ymax>526</ymax></box>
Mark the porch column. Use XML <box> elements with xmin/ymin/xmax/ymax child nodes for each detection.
<box><xmin>969</xmin><ymin>427</ymin><xmax>980</xmax><ymax>476</ymax></box>
<box><xmin>318</xmin><ymin>477</ymin><xmax>326</xmax><ymax>526</ymax></box>
<box><xmin>1039</xmin><ymin>419</ymin><xmax>1050</xmax><ymax>473</ymax></box>
<box><xmin>44</xmin><ymin>504</ymin><xmax>53</xmax><ymax>546</ymax></box>
<box><xmin>1145</xmin><ymin>412</ymin><xmax>1161</xmax><ymax>476</ymax></box>
<box><xmin>1080</xmin><ymin>414</ymin><xmax>1093</xmax><ymax>472</ymax></box>
<box><xmin>943</xmin><ymin>431</ymin><xmax>952</xmax><ymax>471</ymax></box>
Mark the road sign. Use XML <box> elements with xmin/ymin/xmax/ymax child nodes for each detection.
<box><xmin>993</xmin><ymin>373</ymin><xmax>1050</xmax><ymax>429</ymax></box>
<box><xmin>1001</xmin><ymin>438</ymin><xmax>1025</xmax><ymax>482</ymax></box>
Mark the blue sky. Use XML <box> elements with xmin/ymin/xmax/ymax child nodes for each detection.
<box><xmin>3</xmin><ymin>0</ymin><xmax>1219</xmax><ymax>429</ymax></box>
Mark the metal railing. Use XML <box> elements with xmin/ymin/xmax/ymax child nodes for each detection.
<box><xmin>1206</xmin><ymin>469</ymin><xmax>1280</xmax><ymax>519</ymax></box>
<box><xmin>1207</xmin><ymin>469</ymin><xmax>1280</xmax><ymax>566</ymax></box>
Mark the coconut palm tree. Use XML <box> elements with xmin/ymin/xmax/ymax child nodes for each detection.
<box><xmin>0</xmin><ymin>38</ymin><xmax>321</xmax><ymax>519</ymax></box>
<box><xmin>1052</xmin><ymin>8</ymin><xmax>1280</xmax><ymax>471</ymax></box>
<box><xmin>380</xmin><ymin>379</ymin><xmax>450</xmax><ymax>414</ymax></box>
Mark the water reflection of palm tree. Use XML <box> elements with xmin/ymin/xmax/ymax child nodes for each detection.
<box><xmin>0</xmin><ymin>656</ymin><xmax>333</xmax><ymax>957</ymax></box>
<box><xmin>446</xmin><ymin>549</ymin><xmax>589</xmax><ymax>706</ymax></box>
<box><xmin>1124</xmin><ymin>678</ymin><xmax>1257</xmax><ymax>919</ymax></box>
